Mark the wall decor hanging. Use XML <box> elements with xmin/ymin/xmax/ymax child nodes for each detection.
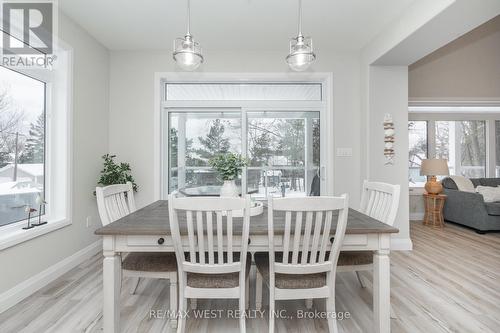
<box><xmin>383</xmin><ymin>114</ymin><xmax>395</xmax><ymax>165</ymax></box>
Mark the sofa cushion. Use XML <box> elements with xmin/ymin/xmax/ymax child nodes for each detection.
<box><xmin>484</xmin><ymin>202</ymin><xmax>500</xmax><ymax>216</ymax></box>
<box><xmin>442</xmin><ymin>177</ymin><xmax>485</xmax><ymax>190</ymax></box>
<box><xmin>450</xmin><ymin>176</ymin><xmax>475</xmax><ymax>192</ymax></box>
<box><xmin>470</xmin><ymin>178</ymin><xmax>482</xmax><ymax>187</ymax></box>
<box><xmin>441</xmin><ymin>177</ymin><xmax>458</xmax><ymax>190</ymax></box>
<box><xmin>476</xmin><ymin>185</ymin><xmax>500</xmax><ymax>203</ymax></box>
<box><xmin>480</xmin><ymin>178</ymin><xmax>500</xmax><ymax>187</ymax></box>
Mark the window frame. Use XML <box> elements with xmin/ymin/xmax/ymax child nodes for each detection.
<box><xmin>0</xmin><ymin>66</ymin><xmax>47</xmax><ymax>227</ymax></box>
<box><xmin>408</xmin><ymin>106</ymin><xmax>500</xmax><ymax>189</ymax></box>
<box><xmin>155</xmin><ymin>73</ymin><xmax>334</xmax><ymax>200</ymax></box>
<box><xmin>0</xmin><ymin>44</ymin><xmax>73</xmax><ymax>250</ymax></box>
<box><xmin>408</xmin><ymin>120</ymin><xmax>429</xmax><ymax>188</ymax></box>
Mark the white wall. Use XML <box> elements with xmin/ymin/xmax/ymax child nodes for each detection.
<box><xmin>0</xmin><ymin>11</ymin><xmax>110</xmax><ymax>294</ymax></box>
<box><xmin>108</xmin><ymin>50</ymin><xmax>363</xmax><ymax>211</ymax></box>
<box><xmin>367</xmin><ymin>66</ymin><xmax>410</xmax><ymax>245</ymax></box>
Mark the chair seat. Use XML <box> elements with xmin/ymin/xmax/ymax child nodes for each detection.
<box><xmin>338</xmin><ymin>251</ymin><xmax>373</xmax><ymax>266</ymax></box>
<box><xmin>254</xmin><ymin>252</ymin><xmax>327</xmax><ymax>289</ymax></box>
<box><xmin>187</xmin><ymin>253</ymin><xmax>252</xmax><ymax>288</ymax></box>
<box><xmin>122</xmin><ymin>252</ymin><xmax>177</xmax><ymax>272</ymax></box>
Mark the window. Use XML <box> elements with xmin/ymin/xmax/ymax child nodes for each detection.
<box><xmin>168</xmin><ymin>111</ymin><xmax>241</xmax><ymax>193</ymax></box>
<box><xmin>0</xmin><ymin>66</ymin><xmax>46</xmax><ymax>227</ymax></box>
<box><xmin>435</xmin><ymin>121</ymin><xmax>486</xmax><ymax>178</ymax></box>
<box><xmin>162</xmin><ymin>78</ymin><xmax>329</xmax><ymax>199</ymax></box>
<box><xmin>167</xmin><ymin>110</ymin><xmax>321</xmax><ymax>198</ymax></box>
<box><xmin>0</xmin><ymin>30</ymin><xmax>71</xmax><ymax>250</ymax></box>
<box><xmin>247</xmin><ymin>111</ymin><xmax>320</xmax><ymax>198</ymax></box>
<box><xmin>408</xmin><ymin>105</ymin><xmax>499</xmax><ymax>187</ymax></box>
<box><xmin>165</xmin><ymin>83</ymin><xmax>322</xmax><ymax>101</ymax></box>
<box><xmin>408</xmin><ymin>121</ymin><xmax>427</xmax><ymax>187</ymax></box>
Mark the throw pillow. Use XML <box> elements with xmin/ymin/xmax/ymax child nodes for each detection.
<box><xmin>476</xmin><ymin>185</ymin><xmax>500</xmax><ymax>203</ymax></box>
<box><xmin>450</xmin><ymin>175</ymin><xmax>475</xmax><ymax>192</ymax></box>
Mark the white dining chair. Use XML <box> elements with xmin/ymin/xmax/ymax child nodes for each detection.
<box><xmin>96</xmin><ymin>182</ymin><xmax>178</xmax><ymax>328</ymax></box>
<box><xmin>254</xmin><ymin>195</ymin><xmax>349</xmax><ymax>333</ymax></box>
<box><xmin>168</xmin><ymin>195</ymin><xmax>252</xmax><ymax>333</ymax></box>
<box><xmin>337</xmin><ymin>180</ymin><xmax>400</xmax><ymax>317</ymax></box>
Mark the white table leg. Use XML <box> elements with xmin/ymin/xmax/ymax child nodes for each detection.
<box><xmin>373</xmin><ymin>234</ymin><xmax>391</xmax><ymax>333</ymax></box>
<box><xmin>103</xmin><ymin>250</ymin><xmax>121</xmax><ymax>333</ymax></box>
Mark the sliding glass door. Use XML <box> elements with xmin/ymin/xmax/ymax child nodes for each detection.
<box><xmin>165</xmin><ymin>109</ymin><xmax>322</xmax><ymax>199</ymax></box>
<box><xmin>168</xmin><ymin>111</ymin><xmax>241</xmax><ymax>193</ymax></box>
<box><xmin>161</xmin><ymin>79</ymin><xmax>330</xmax><ymax>198</ymax></box>
<box><xmin>246</xmin><ymin>111</ymin><xmax>320</xmax><ymax>198</ymax></box>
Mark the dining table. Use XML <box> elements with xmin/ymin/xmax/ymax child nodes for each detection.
<box><xmin>95</xmin><ymin>200</ymin><xmax>398</xmax><ymax>333</ymax></box>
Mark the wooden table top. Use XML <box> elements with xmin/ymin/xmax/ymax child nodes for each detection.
<box><xmin>95</xmin><ymin>200</ymin><xmax>399</xmax><ymax>236</ymax></box>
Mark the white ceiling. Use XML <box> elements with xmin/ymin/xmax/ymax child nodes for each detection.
<box><xmin>59</xmin><ymin>0</ymin><xmax>417</xmax><ymax>52</ymax></box>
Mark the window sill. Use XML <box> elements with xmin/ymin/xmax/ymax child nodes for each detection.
<box><xmin>409</xmin><ymin>187</ymin><xmax>425</xmax><ymax>195</ymax></box>
<box><xmin>0</xmin><ymin>218</ymin><xmax>71</xmax><ymax>251</ymax></box>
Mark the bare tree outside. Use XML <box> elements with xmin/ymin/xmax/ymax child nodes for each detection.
<box><xmin>409</xmin><ymin>120</ymin><xmax>487</xmax><ymax>187</ymax></box>
<box><xmin>0</xmin><ymin>66</ymin><xmax>46</xmax><ymax>226</ymax></box>
<box><xmin>408</xmin><ymin>121</ymin><xmax>427</xmax><ymax>186</ymax></box>
<box><xmin>435</xmin><ymin>121</ymin><xmax>486</xmax><ymax>178</ymax></box>
<box><xmin>0</xmin><ymin>88</ymin><xmax>26</xmax><ymax>168</ymax></box>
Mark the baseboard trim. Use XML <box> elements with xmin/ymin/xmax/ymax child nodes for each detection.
<box><xmin>0</xmin><ymin>240</ymin><xmax>102</xmax><ymax>314</ymax></box>
<box><xmin>410</xmin><ymin>212</ymin><xmax>424</xmax><ymax>221</ymax></box>
<box><xmin>391</xmin><ymin>238</ymin><xmax>413</xmax><ymax>251</ymax></box>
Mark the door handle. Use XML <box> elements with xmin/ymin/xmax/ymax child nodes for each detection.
<box><xmin>321</xmin><ymin>165</ymin><xmax>326</xmax><ymax>181</ymax></box>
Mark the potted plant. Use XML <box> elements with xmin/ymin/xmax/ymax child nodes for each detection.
<box><xmin>95</xmin><ymin>154</ymin><xmax>138</xmax><ymax>194</ymax></box>
<box><xmin>209</xmin><ymin>153</ymin><xmax>248</xmax><ymax>197</ymax></box>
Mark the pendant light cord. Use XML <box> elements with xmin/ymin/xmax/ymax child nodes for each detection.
<box><xmin>187</xmin><ymin>0</ymin><xmax>191</xmax><ymax>36</ymax></box>
<box><xmin>298</xmin><ymin>0</ymin><xmax>302</xmax><ymax>37</ymax></box>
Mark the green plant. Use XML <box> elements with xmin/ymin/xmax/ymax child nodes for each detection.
<box><xmin>96</xmin><ymin>154</ymin><xmax>138</xmax><ymax>192</ymax></box>
<box><xmin>209</xmin><ymin>153</ymin><xmax>248</xmax><ymax>181</ymax></box>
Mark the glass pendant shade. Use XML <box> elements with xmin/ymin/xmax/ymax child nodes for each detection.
<box><xmin>286</xmin><ymin>35</ymin><xmax>316</xmax><ymax>71</ymax></box>
<box><xmin>172</xmin><ymin>0</ymin><xmax>203</xmax><ymax>71</ymax></box>
<box><xmin>173</xmin><ymin>35</ymin><xmax>203</xmax><ymax>71</ymax></box>
<box><xmin>286</xmin><ymin>0</ymin><xmax>316</xmax><ymax>71</ymax></box>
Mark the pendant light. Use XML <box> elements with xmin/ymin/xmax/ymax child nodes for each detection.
<box><xmin>286</xmin><ymin>0</ymin><xmax>316</xmax><ymax>71</ymax></box>
<box><xmin>173</xmin><ymin>0</ymin><xmax>203</xmax><ymax>71</ymax></box>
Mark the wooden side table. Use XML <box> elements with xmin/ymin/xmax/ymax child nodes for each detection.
<box><xmin>423</xmin><ymin>193</ymin><xmax>447</xmax><ymax>228</ymax></box>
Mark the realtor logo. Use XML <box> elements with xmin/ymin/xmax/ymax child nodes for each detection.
<box><xmin>2</xmin><ymin>1</ymin><xmax>53</xmax><ymax>54</ymax></box>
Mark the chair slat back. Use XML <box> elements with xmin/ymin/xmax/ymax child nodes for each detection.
<box><xmin>269</xmin><ymin>195</ymin><xmax>349</xmax><ymax>272</ymax></box>
<box><xmin>96</xmin><ymin>182</ymin><xmax>136</xmax><ymax>226</ymax></box>
<box><xmin>359</xmin><ymin>180</ymin><xmax>400</xmax><ymax>226</ymax></box>
<box><xmin>168</xmin><ymin>195</ymin><xmax>251</xmax><ymax>275</ymax></box>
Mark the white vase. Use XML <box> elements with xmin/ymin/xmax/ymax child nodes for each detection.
<box><xmin>220</xmin><ymin>180</ymin><xmax>239</xmax><ymax>197</ymax></box>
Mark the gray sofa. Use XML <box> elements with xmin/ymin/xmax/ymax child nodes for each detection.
<box><xmin>442</xmin><ymin>177</ymin><xmax>500</xmax><ymax>233</ymax></box>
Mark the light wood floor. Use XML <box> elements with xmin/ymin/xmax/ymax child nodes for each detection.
<box><xmin>1</xmin><ymin>221</ymin><xmax>499</xmax><ymax>333</ymax></box>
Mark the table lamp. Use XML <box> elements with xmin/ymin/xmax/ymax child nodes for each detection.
<box><xmin>420</xmin><ymin>159</ymin><xmax>450</xmax><ymax>194</ymax></box>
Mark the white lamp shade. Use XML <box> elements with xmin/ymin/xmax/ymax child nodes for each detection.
<box><xmin>420</xmin><ymin>159</ymin><xmax>450</xmax><ymax>176</ymax></box>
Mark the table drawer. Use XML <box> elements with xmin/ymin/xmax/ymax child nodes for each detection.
<box><xmin>343</xmin><ymin>234</ymin><xmax>368</xmax><ymax>246</ymax></box>
<box><xmin>249</xmin><ymin>235</ymin><xmax>281</xmax><ymax>247</ymax></box>
<box><xmin>126</xmin><ymin>236</ymin><xmax>172</xmax><ymax>247</ymax></box>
